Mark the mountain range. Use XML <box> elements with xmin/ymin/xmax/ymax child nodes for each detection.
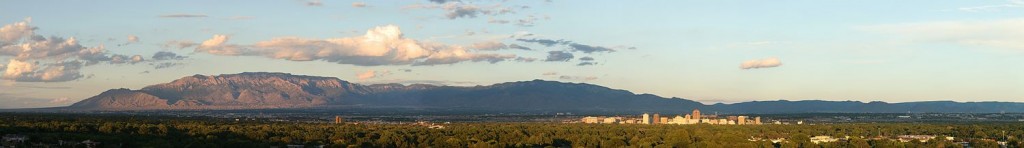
<box><xmin>64</xmin><ymin>72</ymin><xmax>1024</xmax><ymax>113</ymax></box>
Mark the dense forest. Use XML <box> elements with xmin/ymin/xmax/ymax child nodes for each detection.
<box><xmin>0</xmin><ymin>113</ymin><xmax>1022</xmax><ymax>148</ymax></box>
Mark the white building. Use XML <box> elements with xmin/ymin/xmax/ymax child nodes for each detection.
<box><xmin>810</xmin><ymin>136</ymin><xmax>838</xmax><ymax>144</ymax></box>
<box><xmin>642</xmin><ymin>113</ymin><xmax>652</xmax><ymax>124</ymax></box>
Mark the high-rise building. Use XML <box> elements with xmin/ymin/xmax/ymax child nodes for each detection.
<box><xmin>738</xmin><ymin>116</ymin><xmax>747</xmax><ymax>125</ymax></box>
<box><xmin>754</xmin><ymin>117</ymin><xmax>761</xmax><ymax>125</ymax></box>
<box><xmin>653</xmin><ymin>114</ymin><xmax>661</xmax><ymax>124</ymax></box>
<box><xmin>642</xmin><ymin>113</ymin><xmax>651</xmax><ymax>124</ymax></box>
<box><xmin>335</xmin><ymin>116</ymin><xmax>343</xmax><ymax>124</ymax></box>
<box><xmin>660</xmin><ymin>117</ymin><xmax>669</xmax><ymax>124</ymax></box>
<box><xmin>692</xmin><ymin>109</ymin><xmax>701</xmax><ymax>120</ymax></box>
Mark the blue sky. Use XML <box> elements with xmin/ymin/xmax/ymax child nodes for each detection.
<box><xmin>1</xmin><ymin>0</ymin><xmax>1023</xmax><ymax>108</ymax></box>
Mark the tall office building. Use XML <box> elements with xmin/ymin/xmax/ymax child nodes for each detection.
<box><xmin>642</xmin><ymin>113</ymin><xmax>651</xmax><ymax>124</ymax></box>
<box><xmin>692</xmin><ymin>109</ymin><xmax>701</xmax><ymax>120</ymax></box>
<box><xmin>653</xmin><ymin>114</ymin><xmax>661</xmax><ymax>124</ymax></box>
<box><xmin>754</xmin><ymin>117</ymin><xmax>761</xmax><ymax>125</ymax></box>
<box><xmin>335</xmin><ymin>116</ymin><xmax>343</xmax><ymax>124</ymax></box>
<box><xmin>738</xmin><ymin>116</ymin><xmax>747</xmax><ymax>125</ymax></box>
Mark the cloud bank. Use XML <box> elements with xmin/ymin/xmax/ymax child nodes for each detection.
<box><xmin>192</xmin><ymin>25</ymin><xmax>518</xmax><ymax>66</ymax></box>
<box><xmin>0</xmin><ymin>18</ymin><xmax>136</xmax><ymax>82</ymax></box>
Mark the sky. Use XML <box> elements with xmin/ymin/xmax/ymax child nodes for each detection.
<box><xmin>1</xmin><ymin>0</ymin><xmax>1023</xmax><ymax>108</ymax></box>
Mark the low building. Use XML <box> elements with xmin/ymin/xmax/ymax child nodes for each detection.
<box><xmin>896</xmin><ymin>135</ymin><xmax>950</xmax><ymax>143</ymax></box>
<box><xmin>582</xmin><ymin>116</ymin><xmax>602</xmax><ymax>124</ymax></box>
<box><xmin>810</xmin><ymin>136</ymin><xmax>838</xmax><ymax>144</ymax></box>
<box><xmin>603</xmin><ymin>117</ymin><xmax>620</xmax><ymax>124</ymax></box>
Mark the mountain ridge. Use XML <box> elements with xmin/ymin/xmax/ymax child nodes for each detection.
<box><xmin>65</xmin><ymin>72</ymin><xmax>1024</xmax><ymax>113</ymax></box>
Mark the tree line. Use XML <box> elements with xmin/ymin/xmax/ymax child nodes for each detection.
<box><xmin>0</xmin><ymin>113</ymin><xmax>1021</xmax><ymax>148</ymax></box>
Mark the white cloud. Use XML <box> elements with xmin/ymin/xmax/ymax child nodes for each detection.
<box><xmin>740</xmin><ymin>57</ymin><xmax>782</xmax><ymax>69</ymax></box>
<box><xmin>127</xmin><ymin>35</ymin><xmax>139</xmax><ymax>43</ymax></box>
<box><xmin>130</xmin><ymin>55</ymin><xmax>144</xmax><ymax>63</ymax></box>
<box><xmin>0</xmin><ymin>18</ymin><xmax>131</xmax><ymax>82</ymax></box>
<box><xmin>0</xmin><ymin>18</ymin><xmax>35</xmax><ymax>44</ymax></box>
<box><xmin>470</xmin><ymin>41</ymin><xmax>507</xmax><ymax>50</ymax></box>
<box><xmin>352</xmin><ymin>2</ymin><xmax>367</xmax><ymax>8</ymax></box>
<box><xmin>2</xmin><ymin>59</ymin><xmax>83</xmax><ymax>82</ymax></box>
<box><xmin>357</xmin><ymin>70</ymin><xmax>391</xmax><ymax>80</ymax></box>
<box><xmin>868</xmin><ymin>18</ymin><xmax>1024</xmax><ymax>50</ymax></box>
<box><xmin>196</xmin><ymin>34</ymin><xmax>248</xmax><ymax>55</ymax></box>
<box><xmin>193</xmin><ymin>25</ymin><xmax>517</xmax><ymax>66</ymax></box>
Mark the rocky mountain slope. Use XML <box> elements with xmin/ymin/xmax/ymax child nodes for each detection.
<box><xmin>68</xmin><ymin>72</ymin><xmax>1024</xmax><ymax>113</ymax></box>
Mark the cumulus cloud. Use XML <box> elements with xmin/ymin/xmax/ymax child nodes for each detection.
<box><xmin>544</xmin><ymin>51</ymin><xmax>573</xmax><ymax>62</ymax></box>
<box><xmin>2</xmin><ymin>36</ymin><xmax>90</xmax><ymax>60</ymax></box>
<box><xmin>868</xmin><ymin>18</ymin><xmax>1024</xmax><ymax>50</ymax></box>
<box><xmin>130</xmin><ymin>55</ymin><xmax>145</xmax><ymax>63</ymax></box>
<box><xmin>0</xmin><ymin>18</ymin><xmax>132</xmax><ymax>82</ymax></box>
<box><xmin>357</xmin><ymin>70</ymin><xmax>392</xmax><ymax>80</ymax></box>
<box><xmin>151</xmin><ymin>51</ymin><xmax>186</xmax><ymax>60</ymax></box>
<box><xmin>192</xmin><ymin>25</ymin><xmax>517</xmax><ymax>66</ymax></box>
<box><xmin>2</xmin><ymin>59</ymin><xmax>83</xmax><ymax>82</ymax></box>
<box><xmin>196</xmin><ymin>34</ymin><xmax>248</xmax><ymax>55</ymax></box>
<box><xmin>159</xmin><ymin>14</ymin><xmax>208</xmax><ymax>18</ymax></box>
<box><xmin>0</xmin><ymin>18</ymin><xmax>35</xmax><ymax>44</ymax></box>
<box><xmin>127</xmin><ymin>35</ymin><xmax>139</xmax><ymax>43</ymax></box>
<box><xmin>352</xmin><ymin>2</ymin><xmax>367</xmax><ymax>7</ymax></box>
<box><xmin>740</xmin><ymin>57</ymin><xmax>782</xmax><ymax>69</ymax></box>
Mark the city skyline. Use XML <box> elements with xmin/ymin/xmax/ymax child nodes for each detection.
<box><xmin>3</xmin><ymin>0</ymin><xmax>1024</xmax><ymax>109</ymax></box>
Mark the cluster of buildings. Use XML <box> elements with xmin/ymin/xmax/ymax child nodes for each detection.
<box><xmin>580</xmin><ymin>109</ymin><xmax>763</xmax><ymax>125</ymax></box>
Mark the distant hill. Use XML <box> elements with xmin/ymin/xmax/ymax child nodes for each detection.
<box><xmin>66</xmin><ymin>72</ymin><xmax>1024</xmax><ymax>113</ymax></box>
